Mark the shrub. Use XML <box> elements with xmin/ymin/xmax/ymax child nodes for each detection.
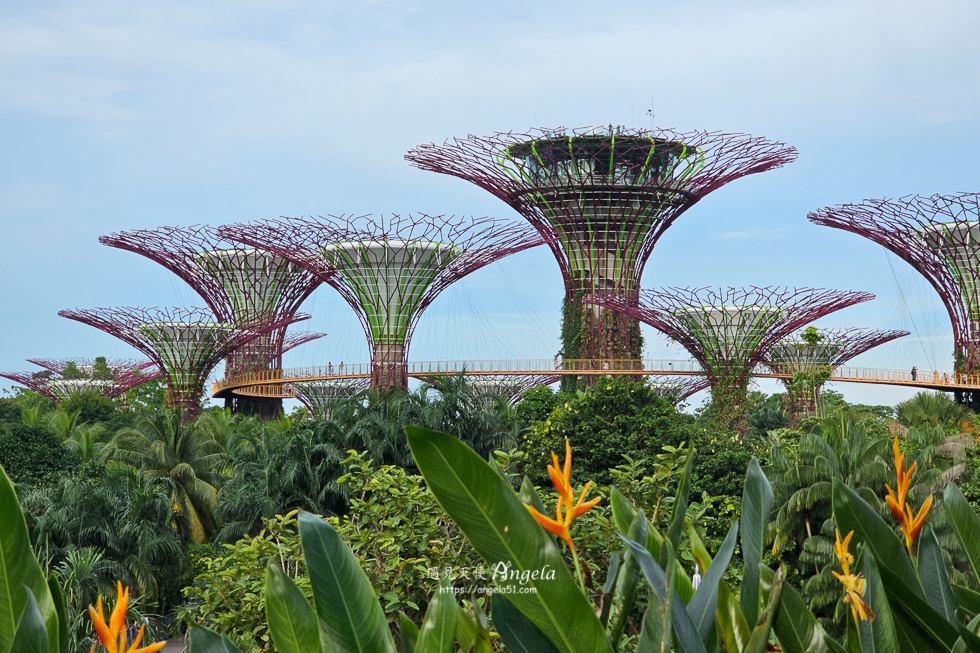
<box><xmin>0</xmin><ymin>422</ymin><xmax>77</xmax><ymax>486</ymax></box>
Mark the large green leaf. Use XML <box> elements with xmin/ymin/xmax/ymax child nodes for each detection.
<box><xmin>744</xmin><ymin>566</ymin><xmax>783</xmax><ymax>653</ymax></box>
<box><xmin>399</xmin><ymin>613</ymin><xmax>418</xmax><ymax>653</ymax></box>
<box><xmin>666</xmin><ymin>443</ymin><xmax>695</xmax><ymax>555</ymax></box>
<box><xmin>620</xmin><ymin>532</ymin><xmax>707</xmax><ymax>653</ymax></box>
<box><xmin>740</xmin><ymin>457</ymin><xmax>773</xmax><ymax>626</ymax></box>
<box><xmin>0</xmin><ymin>465</ymin><xmax>58</xmax><ymax>653</ymax></box>
<box><xmin>769</xmin><ymin>575</ymin><xmax>833</xmax><ymax>653</ymax></box>
<box><xmin>520</xmin><ymin>478</ymin><xmax>556</xmax><ymax>547</ymax></box>
<box><xmin>687</xmin><ymin>520</ymin><xmax>738</xmax><ymax>641</ymax></box>
<box><xmin>717</xmin><ymin>581</ymin><xmax>750</xmax><ymax>653</ymax></box>
<box><xmin>919</xmin><ymin>525</ymin><xmax>959</xmax><ymax>625</ymax></box>
<box><xmin>406</xmin><ymin>427</ymin><xmax>612</xmax><ymax>653</ymax></box>
<box><xmin>609</xmin><ymin>513</ymin><xmax>644</xmax><ymax>650</ymax></box>
<box><xmin>610</xmin><ymin>487</ymin><xmax>638</xmax><ymax>536</ymax></box>
<box><xmin>493</xmin><ymin>595</ymin><xmax>561</xmax><ymax>653</ymax></box>
<box><xmin>188</xmin><ymin>625</ymin><xmax>246</xmax><ymax>653</ymax></box>
<box><xmin>10</xmin><ymin>591</ymin><xmax>47</xmax><ymax>653</ymax></box>
<box><xmin>415</xmin><ymin>576</ymin><xmax>457</xmax><ymax>653</ymax></box>
<box><xmin>635</xmin><ymin>601</ymin><xmax>668</xmax><ymax>653</ymax></box>
<box><xmin>265</xmin><ymin>563</ymin><xmax>324</xmax><ymax>653</ymax></box>
<box><xmin>857</xmin><ymin>549</ymin><xmax>899</xmax><ymax>653</ymax></box>
<box><xmin>298</xmin><ymin>511</ymin><xmax>396</xmax><ymax>653</ymax></box>
<box><xmin>877</xmin><ymin>565</ymin><xmax>958</xmax><ymax>652</ymax></box>
<box><xmin>944</xmin><ymin>484</ymin><xmax>980</xmax><ymax>583</ymax></box>
<box><xmin>45</xmin><ymin>576</ymin><xmax>67</xmax><ymax>653</ymax></box>
<box><xmin>952</xmin><ymin>585</ymin><xmax>980</xmax><ymax>619</ymax></box>
<box><xmin>831</xmin><ymin>480</ymin><xmax>921</xmax><ymax>596</ymax></box>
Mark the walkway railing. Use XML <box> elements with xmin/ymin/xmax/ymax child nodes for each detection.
<box><xmin>212</xmin><ymin>359</ymin><xmax>980</xmax><ymax>398</ymax></box>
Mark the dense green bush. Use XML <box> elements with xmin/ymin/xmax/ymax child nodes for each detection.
<box><xmin>0</xmin><ymin>422</ymin><xmax>77</xmax><ymax>486</ymax></box>
<box><xmin>522</xmin><ymin>377</ymin><xmax>694</xmax><ymax>486</ymax></box>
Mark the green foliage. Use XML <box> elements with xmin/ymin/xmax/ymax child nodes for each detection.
<box><xmin>0</xmin><ymin>423</ymin><xmax>77</xmax><ymax>487</ymax></box>
<box><xmin>523</xmin><ymin>377</ymin><xmax>693</xmax><ymax>486</ymax></box>
<box><xmin>896</xmin><ymin>391</ymin><xmax>975</xmax><ymax>430</ymax></box>
<box><xmin>58</xmin><ymin>392</ymin><xmax>117</xmax><ymax>427</ymax></box>
<box><xmin>514</xmin><ymin>384</ymin><xmax>572</xmax><ymax>426</ymax></box>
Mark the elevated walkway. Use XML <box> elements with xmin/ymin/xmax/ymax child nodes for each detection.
<box><xmin>212</xmin><ymin>359</ymin><xmax>977</xmax><ymax>399</ymax></box>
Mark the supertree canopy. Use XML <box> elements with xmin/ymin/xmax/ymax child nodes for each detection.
<box><xmin>461</xmin><ymin>374</ymin><xmax>561</xmax><ymax>405</ymax></box>
<box><xmin>0</xmin><ymin>358</ymin><xmax>163</xmax><ymax>402</ymax></box>
<box><xmin>648</xmin><ymin>376</ymin><xmax>711</xmax><ymax>401</ymax></box>
<box><xmin>292</xmin><ymin>378</ymin><xmax>370</xmax><ymax>420</ymax></box>
<box><xmin>99</xmin><ymin>225</ymin><xmax>323</xmax><ymax>415</ymax></box>
<box><xmin>763</xmin><ymin>327</ymin><xmax>908</xmax><ymax>417</ymax></box>
<box><xmin>58</xmin><ymin>307</ymin><xmax>304</xmax><ymax>419</ymax></box>
<box><xmin>586</xmin><ymin>286</ymin><xmax>874</xmax><ymax>431</ymax></box>
<box><xmin>221</xmin><ymin>213</ymin><xmax>545</xmax><ymax>390</ymax></box>
<box><xmin>810</xmin><ymin>194</ymin><xmax>980</xmax><ymax>392</ymax></box>
<box><xmin>406</xmin><ymin>126</ymin><xmax>797</xmax><ymax>372</ymax></box>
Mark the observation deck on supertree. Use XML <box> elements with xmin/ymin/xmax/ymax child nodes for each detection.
<box><xmin>586</xmin><ymin>286</ymin><xmax>874</xmax><ymax>431</ymax></box>
<box><xmin>1</xmin><ymin>358</ymin><xmax>164</xmax><ymax>402</ymax></box>
<box><xmin>809</xmin><ymin>193</ymin><xmax>980</xmax><ymax>407</ymax></box>
<box><xmin>220</xmin><ymin>213</ymin><xmax>545</xmax><ymax>391</ymax></box>
<box><xmin>292</xmin><ymin>378</ymin><xmax>370</xmax><ymax>420</ymax></box>
<box><xmin>406</xmin><ymin>126</ymin><xmax>797</xmax><ymax>382</ymax></box>
<box><xmin>98</xmin><ymin>225</ymin><xmax>323</xmax><ymax>416</ymax></box>
<box><xmin>58</xmin><ymin>307</ymin><xmax>305</xmax><ymax>420</ymax></box>
<box><xmin>762</xmin><ymin>327</ymin><xmax>908</xmax><ymax>418</ymax></box>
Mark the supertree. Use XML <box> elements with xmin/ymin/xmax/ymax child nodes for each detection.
<box><xmin>58</xmin><ymin>307</ymin><xmax>304</xmax><ymax>420</ymax></box>
<box><xmin>220</xmin><ymin>213</ymin><xmax>545</xmax><ymax>391</ymax></box>
<box><xmin>809</xmin><ymin>193</ymin><xmax>980</xmax><ymax>407</ymax></box>
<box><xmin>406</xmin><ymin>126</ymin><xmax>797</xmax><ymax>386</ymax></box>
<box><xmin>98</xmin><ymin>225</ymin><xmax>323</xmax><ymax>415</ymax></box>
<box><xmin>648</xmin><ymin>376</ymin><xmax>711</xmax><ymax>401</ymax></box>
<box><xmin>586</xmin><ymin>286</ymin><xmax>874</xmax><ymax>431</ymax></box>
<box><xmin>292</xmin><ymin>378</ymin><xmax>370</xmax><ymax>420</ymax></box>
<box><xmin>762</xmin><ymin>327</ymin><xmax>908</xmax><ymax>419</ymax></box>
<box><xmin>0</xmin><ymin>363</ymin><xmax>163</xmax><ymax>402</ymax></box>
<box><xmin>457</xmin><ymin>374</ymin><xmax>561</xmax><ymax>405</ymax></box>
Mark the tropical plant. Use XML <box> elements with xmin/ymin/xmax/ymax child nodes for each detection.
<box><xmin>896</xmin><ymin>391</ymin><xmax>976</xmax><ymax>429</ymax></box>
<box><xmin>104</xmin><ymin>411</ymin><xmax>225</xmax><ymax>543</ymax></box>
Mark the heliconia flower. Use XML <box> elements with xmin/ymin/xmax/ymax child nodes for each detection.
<box><xmin>525</xmin><ymin>440</ymin><xmax>601</xmax><ymax>551</ymax></box>
<box><xmin>88</xmin><ymin>581</ymin><xmax>166</xmax><ymax>653</ymax></box>
<box><xmin>832</xmin><ymin>529</ymin><xmax>874</xmax><ymax>623</ymax></box>
<box><xmin>885</xmin><ymin>436</ymin><xmax>933</xmax><ymax>555</ymax></box>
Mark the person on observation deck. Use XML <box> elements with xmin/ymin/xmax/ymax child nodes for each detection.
<box><xmin>911</xmin><ymin>366</ymin><xmax>917</xmax><ymax>381</ymax></box>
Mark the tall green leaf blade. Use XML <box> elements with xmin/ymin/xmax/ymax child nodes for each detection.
<box><xmin>744</xmin><ymin>567</ymin><xmax>783</xmax><ymax>653</ymax></box>
<box><xmin>740</xmin><ymin>457</ymin><xmax>773</xmax><ymax>626</ymax></box>
<box><xmin>188</xmin><ymin>625</ymin><xmax>246</xmax><ymax>653</ymax></box>
<box><xmin>952</xmin><ymin>584</ymin><xmax>980</xmax><ymax>619</ymax></box>
<box><xmin>415</xmin><ymin>576</ymin><xmax>457</xmax><ymax>653</ymax></box>
<box><xmin>0</xmin><ymin>465</ymin><xmax>58</xmax><ymax>653</ymax></box>
<box><xmin>399</xmin><ymin>613</ymin><xmax>418</xmax><ymax>653</ymax></box>
<box><xmin>10</xmin><ymin>591</ymin><xmax>47</xmax><ymax>653</ymax></box>
<box><xmin>265</xmin><ymin>563</ymin><xmax>323</xmax><ymax>653</ymax></box>
<box><xmin>298</xmin><ymin>512</ymin><xmax>396</xmax><ymax>653</ymax></box>
<box><xmin>666</xmin><ymin>443</ymin><xmax>695</xmax><ymax>554</ymax></box>
<box><xmin>717</xmin><ymin>581</ymin><xmax>750</xmax><ymax>653</ymax></box>
<box><xmin>770</xmin><ymin>578</ymin><xmax>833</xmax><ymax>653</ymax></box>
<box><xmin>610</xmin><ymin>487</ymin><xmax>639</xmax><ymax>536</ymax></box>
<box><xmin>44</xmin><ymin>576</ymin><xmax>67</xmax><ymax>653</ymax></box>
<box><xmin>919</xmin><ymin>525</ymin><xmax>959</xmax><ymax>625</ymax></box>
<box><xmin>520</xmin><ymin>478</ymin><xmax>557</xmax><ymax>546</ymax></box>
<box><xmin>406</xmin><ymin>427</ymin><xmax>612</xmax><ymax>653</ymax></box>
<box><xmin>492</xmin><ymin>595</ymin><xmax>561</xmax><ymax>653</ymax></box>
<box><xmin>620</xmin><ymin>533</ymin><xmax>707</xmax><ymax>653</ymax></box>
<box><xmin>635</xmin><ymin>601</ymin><xmax>668</xmax><ymax>653</ymax></box>
<box><xmin>687</xmin><ymin>519</ymin><xmax>738</xmax><ymax>641</ymax></box>
<box><xmin>857</xmin><ymin>549</ymin><xmax>899</xmax><ymax>653</ymax></box>
<box><xmin>944</xmin><ymin>484</ymin><xmax>980</xmax><ymax>583</ymax></box>
<box><xmin>609</xmin><ymin>513</ymin><xmax>644</xmax><ymax>650</ymax></box>
<box><xmin>877</xmin><ymin>565</ymin><xmax>957</xmax><ymax>651</ymax></box>
<box><xmin>831</xmin><ymin>481</ymin><xmax>921</xmax><ymax>596</ymax></box>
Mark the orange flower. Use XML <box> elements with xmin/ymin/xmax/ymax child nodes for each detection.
<box><xmin>525</xmin><ymin>440</ymin><xmax>601</xmax><ymax>550</ymax></box>
<box><xmin>885</xmin><ymin>436</ymin><xmax>933</xmax><ymax>555</ymax></box>
<box><xmin>88</xmin><ymin>582</ymin><xmax>166</xmax><ymax>653</ymax></box>
<box><xmin>832</xmin><ymin>530</ymin><xmax>874</xmax><ymax>622</ymax></box>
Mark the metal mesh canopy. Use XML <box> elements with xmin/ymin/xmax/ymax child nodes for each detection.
<box><xmin>649</xmin><ymin>376</ymin><xmax>711</xmax><ymax>401</ymax></box>
<box><xmin>58</xmin><ymin>306</ymin><xmax>306</xmax><ymax>419</ymax></box>
<box><xmin>586</xmin><ymin>286</ymin><xmax>874</xmax><ymax>428</ymax></box>
<box><xmin>763</xmin><ymin>327</ymin><xmax>908</xmax><ymax>373</ymax></box>
<box><xmin>292</xmin><ymin>378</ymin><xmax>370</xmax><ymax>419</ymax></box>
<box><xmin>221</xmin><ymin>213</ymin><xmax>546</xmax><ymax>390</ymax></box>
<box><xmin>465</xmin><ymin>374</ymin><xmax>561</xmax><ymax>405</ymax></box>
<box><xmin>406</xmin><ymin>126</ymin><xmax>797</xmax><ymax>299</ymax></box>
<box><xmin>98</xmin><ymin>225</ymin><xmax>323</xmax><ymax>375</ymax></box>
<box><xmin>26</xmin><ymin>357</ymin><xmax>157</xmax><ymax>377</ymax></box>
<box><xmin>0</xmin><ymin>366</ymin><xmax>163</xmax><ymax>401</ymax></box>
<box><xmin>810</xmin><ymin>194</ymin><xmax>980</xmax><ymax>373</ymax></box>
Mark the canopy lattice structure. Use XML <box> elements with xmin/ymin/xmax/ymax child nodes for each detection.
<box><xmin>2</xmin><ymin>357</ymin><xmax>164</xmax><ymax>402</ymax></box>
<box><xmin>220</xmin><ymin>213</ymin><xmax>545</xmax><ymax>390</ymax></box>
<box><xmin>763</xmin><ymin>327</ymin><xmax>908</xmax><ymax>417</ymax></box>
<box><xmin>586</xmin><ymin>286</ymin><xmax>874</xmax><ymax>430</ymax></box>
<box><xmin>292</xmin><ymin>378</ymin><xmax>369</xmax><ymax>420</ymax></box>
<box><xmin>406</xmin><ymin>126</ymin><xmax>797</xmax><ymax>367</ymax></box>
<box><xmin>99</xmin><ymin>225</ymin><xmax>323</xmax><ymax>415</ymax></box>
<box><xmin>648</xmin><ymin>376</ymin><xmax>711</xmax><ymax>401</ymax></box>
<box><xmin>58</xmin><ymin>306</ymin><xmax>304</xmax><ymax>419</ymax></box>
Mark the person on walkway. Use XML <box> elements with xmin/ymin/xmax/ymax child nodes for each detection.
<box><xmin>911</xmin><ymin>366</ymin><xmax>917</xmax><ymax>381</ymax></box>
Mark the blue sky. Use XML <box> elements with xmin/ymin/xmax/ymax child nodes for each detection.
<box><xmin>2</xmin><ymin>0</ymin><xmax>979</xmax><ymax>409</ymax></box>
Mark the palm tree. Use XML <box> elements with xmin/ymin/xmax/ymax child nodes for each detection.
<box><xmin>896</xmin><ymin>391</ymin><xmax>975</xmax><ymax>428</ymax></box>
<box><xmin>104</xmin><ymin>411</ymin><xmax>225</xmax><ymax>543</ymax></box>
